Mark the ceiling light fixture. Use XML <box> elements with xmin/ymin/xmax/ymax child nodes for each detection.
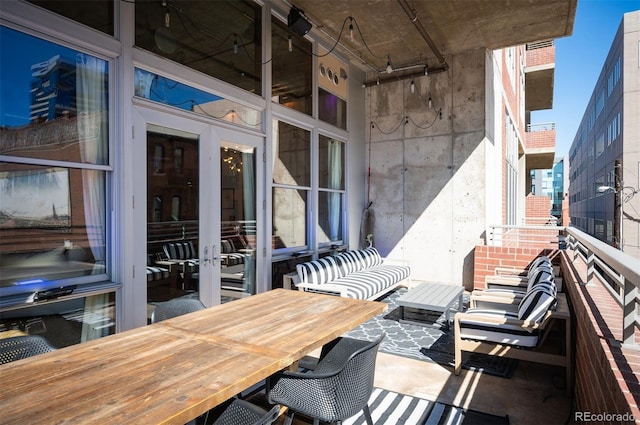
<box><xmin>410</xmin><ymin>80</ymin><xmax>415</xmax><ymax>94</ymax></box>
<box><xmin>162</xmin><ymin>0</ymin><xmax>170</xmax><ymax>28</ymax></box>
<box><xmin>349</xmin><ymin>18</ymin><xmax>354</xmax><ymax>42</ymax></box>
<box><xmin>424</xmin><ymin>65</ymin><xmax>428</xmax><ymax>76</ymax></box>
<box><xmin>288</xmin><ymin>35</ymin><xmax>293</xmax><ymax>52</ymax></box>
<box><xmin>386</xmin><ymin>56</ymin><xmax>393</xmax><ymax>73</ymax></box>
<box><xmin>233</xmin><ymin>36</ymin><xmax>238</xmax><ymax>54</ymax></box>
<box><xmin>428</xmin><ymin>95</ymin><xmax>432</xmax><ymax>109</ymax></box>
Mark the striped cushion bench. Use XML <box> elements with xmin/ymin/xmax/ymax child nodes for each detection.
<box><xmin>294</xmin><ymin>247</ymin><xmax>411</xmax><ymax>300</ymax></box>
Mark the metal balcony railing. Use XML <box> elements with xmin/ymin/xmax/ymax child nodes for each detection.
<box><xmin>526</xmin><ymin>122</ymin><xmax>556</xmax><ymax>132</ymax></box>
<box><xmin>565</xmin><ymin>227</ymin><xmax>640</xmax><ymax>347</ymax></box>
<box><xmin>526</xmin><ymin>40</ymin><xmax>554</xmax><ymax>50</ymax></box>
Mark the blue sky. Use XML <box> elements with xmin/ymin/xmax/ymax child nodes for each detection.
<box><xmin>532</xmin><ymin>0</ymin><xmax>639</xmax><ymax>158</ymax></box>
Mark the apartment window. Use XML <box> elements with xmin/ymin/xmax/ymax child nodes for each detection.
<box><xmin>272</xmin><ymin>17</ymin><xmax>312</xmax><ymax>115</ymax></box>
<box><xmin>134</xmin><ymin>68</ymin><xmax>262</xmax><ymax>131</ymax></box>
<box><xmin>505</xmin><ymin>112</ymin><xmax>518</xmax><ymax>225</ymax></box>
<box><xmin>317</xmin><ymin>136</ymin><xmax>345</xmax><ymax>245</ymax></box>
<box><xmin>134</xmin><ymin>1</ymin><xmax>263</xmax><ymax>95</ymax></box>
<box><xmin>595</xmin><ymin>219</ymin><xmax>605</xmax><ymax>239</ymax></box>
<box><xmin>595</xmin><ymin>89</ymin><xmax>605</xmax><ymax>118</ymax></box>
<box><xmin>596</xmin><ymin>133</ymin><xmax>605</xmax><ymax>158</ymax></box>
<box><xmin>272</xmin><ymin>121</ymin><xmax>311</xmax><ymax>250</ymax></box>
<box><xmin>606</xmin><ymin>220</ymin><xmax>613</xmax><ymax>243</ymax></box>
<box><xmin>174</xmin><ymin>148</ymin><xmax>184</xmax><ymax>174</ymax></box>
<box><xmin>607</xmin><ymin>113</ymin><xmax>621</xmax><ymax>146</ymax></box>
<box><xmin>608</xmin><ymin>57</ymin><xmax>621</xmax><ymax>96</ymax></box>
<box><xmin>0</xmin><ymin>27</ymin><xmax>115</xmax><ymax>343</ymax></box>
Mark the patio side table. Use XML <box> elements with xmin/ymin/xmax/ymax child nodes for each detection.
<box><xmin>396</xmin><ymin>282</ymin><xmax>464</xmax><ymax>329</ymax></box>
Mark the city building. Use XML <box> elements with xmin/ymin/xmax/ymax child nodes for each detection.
<box><xmin>530</xmin><ymin>155</ymin><xmax>569</xmax><ymax>223</ymax></box>
<box><xmin>568</xmin><ymin>10</ymin><xmax>640</xmax><ymax>258</ymax></box>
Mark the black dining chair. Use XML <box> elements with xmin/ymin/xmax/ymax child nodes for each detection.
<box><xmin>267</xmin><ymin>332</ymin><xmax>385</xmax><ymax>425</ymax></box>
<box><xmin>188</xmin><ymin>398</ymin><xmax>280</xmax><ymax>425</ymax></box>
<box><xmin>0</xmin><ymin>335</ymin><xmax>56</xmax><ymax>365</ymax></box>
<box><xmin>150</xmin><ymin>298</ymin><xmax>206</xmax><ymax>323</ymax></box>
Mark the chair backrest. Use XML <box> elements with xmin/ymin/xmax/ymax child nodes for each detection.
<box><xmin>314</xmin><ymin>333</ymin><xmax>385</xmax><ymax>420</ymax></box>
<box><xmin>0</xmin><ymin>335</ymin><xmax>56</xmax><ymax>365</ymax></box>
<box><xmin>150</xmin><ymin>298</ymin><xmax>205</xmax><ymax>323</ymax></box>
<box><xmin>163</xmin><ymin>241</ymin><xmax>197</xmax><ymax>260</ymax></box>
<box><xmin>210</xmin><ymin>399</ymin><xmax>280</xmax><ymax>425</ymax></box>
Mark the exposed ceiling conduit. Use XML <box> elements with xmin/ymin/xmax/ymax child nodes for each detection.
<box><xmin>396</xmin><ymin>0</ymin><xmax>449</xmax><ymax>71</ymax></box>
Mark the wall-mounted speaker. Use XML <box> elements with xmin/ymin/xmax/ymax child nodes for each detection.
<box><xmin>288</xmin><ymin>7</ymin><xmax>312</xmax><ymax>36</ymax></box>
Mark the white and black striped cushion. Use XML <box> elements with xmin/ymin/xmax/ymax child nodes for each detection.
<box><xmin>458</xmin><ymin>309</ymin><xmax>540</xmax><ymax>347</ymax></box>
<box><xmin>336</xmin><ymin>247</ymin><xmax>383</xmax><ymax>274</ymax></box>
<box><xmin>163</xmin><ymin>241</ymin><xmax>197</xmax><ymax>260</ymax></box>
<box><xmin>526</xmin><ymin>256</ymin><xmax>552</xmax><ymax>278</ymax></box>
<box><xmin>526</xmin><ymin>267</ymin><xmax>554</xmax><ymax>292</ymax></box>
<box><xmin>296</xmin><ymin>256</ymin><xmax>344</xmax><ymax>285</ymax></box>
<box><xmin>518</xmin><ymin>283</ymin><xmax>557</xmax><ymax>323</ymax></box>
<box><xmin>331</xmin><ymin>265</ymin><xmax>410</xmax><ymax>299</ymax></box>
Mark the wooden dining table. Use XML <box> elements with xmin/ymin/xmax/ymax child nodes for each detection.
<box><xmin>0</xmin><ymin>289</ymin><xmax>386</xmax><ymax>425</ymax></box>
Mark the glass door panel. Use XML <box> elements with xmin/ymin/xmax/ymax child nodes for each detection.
<box><xmin>146</xmin><ymin>125</ymin><xmax>201</xmax><ymax>304</ymax></box>
<box><xmin>220</xmin><ymin>140</ymin><xmax>257</xmax><ymax>303</ymax></box>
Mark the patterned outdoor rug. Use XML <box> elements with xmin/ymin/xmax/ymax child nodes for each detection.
<box><xmin>419</xmin><ymin>333</ymin><xmax>518</xmax><ymax>379</ymax></box>
<box><xmin>341</xmin><ymin>387</ymin><xmax>510</xmax><ymax>425</ymax></box>
<box><xmin>343</xmin><ymin>288</ymin><xmax>517</xmax><ymax>378</ymax></box>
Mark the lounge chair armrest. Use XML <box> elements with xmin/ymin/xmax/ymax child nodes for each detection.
<box><xmin>454</xmin><ymin>311</ymin><xmax>549</xmax><ymax>331</ymax></box>
<box><xmin>484</xmin><ymin>274</ymin><xmax>528</xmax><ymax>287</ymax></box>
<box><xmin>469</xmin><ymin>291</ymin><xmax>520</xmax><ymax>310</ymax></box>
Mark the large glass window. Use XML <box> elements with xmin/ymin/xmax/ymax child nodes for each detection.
<box><xmin>134</xmin><ymin>68</ymin><xmax>262</xmax><ymax>131</ymax></box>
<box><xmin>27</xmin><ymin>1</ymin><xmax>114</xmax><ymax>36</ymax></box>
<box><xmin>134</xmin><ymin>0</ymin><xmax>262</xmax><ymax>96</ymax></box>
<box><xmin>0</xmin><ymin>26</ymin><xmax>113</xmax><ymax>347</ymax></box>
<box><xmin>0</xmin><ymin>27</ymin><xmax>110</xmax><ymax>303</ymax></box>
<box><xmin>272</xmin><ymin>121</ymin><xmax>310</xmax><ymax>250</ymax></box>
<box><xmin>318</xmin><ymin>136</ymin><xmax>345</xmax><ymax>245</ymax></box>
<box><xmin>271</xmin><ymin>17</ymin><xmax>312</xmax><ymax>115</ymax></box>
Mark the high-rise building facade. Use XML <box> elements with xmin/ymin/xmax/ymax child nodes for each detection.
<box><xmin>568</xmin><ymin>11</ymin><xmax>640</xmax><ymax>258</ymax></box>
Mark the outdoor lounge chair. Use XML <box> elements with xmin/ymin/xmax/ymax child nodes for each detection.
<box><xmin>0</xmin><ymin>335</ymin><xmax>56</xmax><ymax>364</ymax></box>
<box><xmin>454</xmin><ymin>281</ymin><xmax>572</xmax><ymax>391</ymax></box>
<box><xmin>475</xmin><ymin>265</ymin><xmax>556</xmax><ymax>307</ymax></box>
<box><xmin>267</xmin><ymin>333</ymin><xmax>385</xmax><ymax>425</ymax></box>
<box><xmin>150</xmin><ymin>298</ymin><xmax>206</xmax><ymax>323</ymax></box>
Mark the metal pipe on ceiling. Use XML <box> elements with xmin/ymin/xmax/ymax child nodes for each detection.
<box><xmin>396</xmin><ymin>0</ymin><xmax>449</xmax><ymax>70</ymax></box>
<box><xmin>362</xmin><ymin>65</ymin><xmax>447</xmax><ymax>88</ymax></box>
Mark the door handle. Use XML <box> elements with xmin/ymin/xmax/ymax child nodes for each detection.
<box><xmin>203</xmin><ymin>246</ymin><xmax>210</xmax><ymax>265</ymax></box>
<box><xmin>211</xmin><ymin>244</ymin><xmax>220</xmax><ymax>265</ymax></box>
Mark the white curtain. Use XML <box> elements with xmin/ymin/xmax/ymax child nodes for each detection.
<box><xmin>242</xmin><ymin>150</ymin><xmax>256</xmax><ymax>294</ymax></box>
<box><xmin>76</xmin><ymin>53</ymin><xmax>109</xmax><ymax>340</ymax></box>
<box><xmin>328</xmin><ymin>140</ymin><xmax>342</xmax><ymax>241</ymax></box>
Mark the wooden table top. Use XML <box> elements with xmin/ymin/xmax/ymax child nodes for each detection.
<box><xmin>0</xmin><ymin>289</ymin><xmax>385</xmax><ymax>425</ymax></box>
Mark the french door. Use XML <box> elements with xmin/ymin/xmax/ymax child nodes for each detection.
<box><xmin>133</xmin><ymin>106</ymin><xmax>262</xmax><ymax>315</ymax></box>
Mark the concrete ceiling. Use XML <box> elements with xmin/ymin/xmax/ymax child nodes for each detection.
<box><xmin>277</xmin><ymin>0</ymin><xmax>577</xmax><ymax>79</ymax></box>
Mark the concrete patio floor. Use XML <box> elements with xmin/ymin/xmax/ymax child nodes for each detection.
<box><xmin>257</xmin><ymin>348</ymin><xmax>571</xmax><ymax>425</ymax></box>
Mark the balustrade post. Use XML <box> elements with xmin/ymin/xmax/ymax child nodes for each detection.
<box><xmin>586</xmin><ymin>249</ymin><xmax>595</xmax><ymax>286</ymax></box>
<box><xmin>622</xmin><ymin>276</ymin><xmax>638</xmax><ymax>347</ymax></box>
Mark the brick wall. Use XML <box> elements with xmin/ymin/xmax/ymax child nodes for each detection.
<box><xmin>559</xmin><ymin>251</ymin><xmax>640</xmax><ymax>424</ymax></box>
<box><xmin>525</xmin><ymin>128</ymin><xmax>556</xmax><ymax>149</ymax></box>
<box><xmin>472</xmin><ymin>245</ymin><xmax>556</xmax><ymax>290</ymax></box>
<box><xmin>525</xmin><ymin>44</ymin><xmax>555</xmax><ymax>67</ymax></box>
<box><xmin>525</xmin><ymin>194</ymin><xmax>552</xmax><ymax>224</ymax></box>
